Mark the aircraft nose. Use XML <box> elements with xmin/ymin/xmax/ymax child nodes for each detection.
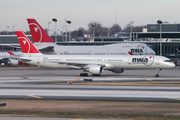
<box><xmin>170</xmin><ymin>62</ymin><xmax>176</xmax><ymax>68</ymax></box>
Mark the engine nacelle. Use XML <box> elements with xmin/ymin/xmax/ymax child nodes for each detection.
<box><xmin>109</xmin><ymin>68</ymin><xmax>124</xmax><ymax>73</ymax></box>
<box><xmin>88</xmin><ymin>66</ymin><xmax>103</xmax><ymax>75</ymax></box>
<box><xmin>6</xmin><ymin>59</ymin><xmax>19</xmax><ymax>66</ymax></box>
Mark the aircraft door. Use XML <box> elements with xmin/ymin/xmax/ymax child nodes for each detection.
<box><xmin>156</xmin><ymin>58</ymin><xmax>159</xmax><ymax>65</ymax></box>
<box><xmin>37</xmin><ymin>57</ymin><xmax>40</xmax><ymax>64</ymax></box>
<box><xmin>128</xmin><ymin>57</ymin><xmax>131</xmax><ymax>64</ymax></box>
<box><xmin>60</xmin><ymin>51</ymin><xmax>63</xmax><ymax>55</ymax></box>
<box><xmin>88</xmin><ymin>50</ymin><xmax>91</xmax><ymax>55</ymax></box>
<box><xmin>107</xmin><ymin>50</ymin><xmax>109</xmax><ymax>55</ymax></box>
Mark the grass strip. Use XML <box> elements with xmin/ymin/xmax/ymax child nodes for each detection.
<box><xmin>1</xmin><ymin>110</ymin><xmax>180</xmax><ymax>120</ymax></box>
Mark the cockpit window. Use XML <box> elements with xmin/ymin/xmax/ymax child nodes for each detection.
<box><xmin>164</xmin><ymin>60</ymin><xmax>171</xmax><ymax>62</ymax></box>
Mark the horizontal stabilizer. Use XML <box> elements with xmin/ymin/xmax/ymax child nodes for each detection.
<box><xmin>19</xmin><ymin>59</ymin><xmax>32</xmax><ymax>62</ymax></box>
<box><xmin>38</xmin><ymin>46</ymin><xmax>54</xmax><ymax>53</ymax></box>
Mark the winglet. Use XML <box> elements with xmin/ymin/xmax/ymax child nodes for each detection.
<box><xmin>7</xmin><ymin>51</ymin><xmax>15</xmax><ymax>55</ymax></box>
<box><xmin>27</xmin><ymin>19</ymin><xmax>55</xmax><ymax>43</ymax></box>
<box><xmin>128</xmin><ymin>52</ymin><xmax>134</xmax><ymax>55</ymax></box>
<box><xmin>16</xmin><ymin>31</ymin><xmax>40</xmax><ymax>54</ymax></box>
<box><xmin>176</xmin><ymin>48</ymin><xmax>180</xmax><ymax>53</ymax></box>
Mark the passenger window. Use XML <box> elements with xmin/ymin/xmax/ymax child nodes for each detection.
<box><xmin>164</xmin><ymin>60</ymin><xmax>171</xmax><ymax>62</ymax></box>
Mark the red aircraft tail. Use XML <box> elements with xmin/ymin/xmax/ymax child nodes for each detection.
<box><xmin>27</xmin><ymin>19</ymin><xmax>55</xmax><ymax>43</ymax></box>
<box><xmin>16</xmin><ymin>31</ymin><xmax>40</xmax><ymax>54</ymax></box>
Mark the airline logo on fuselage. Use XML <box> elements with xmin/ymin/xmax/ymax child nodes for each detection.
<box><xmin>130</xmin><ymin>49</ymin><xmax>143</xmax><ymax>54</ymax></box>
<box><xmin>132</xmin><ymin>56</ymin><xmax>153</xmax><ymax>65</ymax></box>
<box><xmin>132</xmin><ymin>58</ymin><xmax>148</xmax><ymax>63</ymax></box>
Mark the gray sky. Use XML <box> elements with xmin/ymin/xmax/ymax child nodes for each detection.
<box><xmin>0</xmin><ymin>0</ymin><xmax>179</xmax><ymax>32</ymax></box>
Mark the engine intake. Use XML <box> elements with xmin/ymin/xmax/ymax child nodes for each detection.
<box><xmin>87</xmin><ymin>66</ymin><xmax>103</xmax><ymax>75</ymax></box>
<box><xmin>6</xmin><ymin>59</ymin><xmax>19</xmax><ymax>66</ymax></box>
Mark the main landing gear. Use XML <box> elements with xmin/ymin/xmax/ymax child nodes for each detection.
<box><xmin>92</xmin><ymin>74</ymin><xmax>100</xmax><ymax>76</ymax></box>
<box><xmin>80</xmin><ymin>73</ymin><xmax>88</xmax><ymax>76</ymax></box>
<box><xmin>155</xmin><ymin>69</ymin><xmax>161</xmax><ymax>77</ymax></box>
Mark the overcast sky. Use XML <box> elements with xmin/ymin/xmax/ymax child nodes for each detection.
<box><xmin>0</xmin><ymin>0</ymin><xmax>179</xmax><ymax>32</ymax></box>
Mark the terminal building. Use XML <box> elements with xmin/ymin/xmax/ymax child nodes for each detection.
<box><xmin>131</xmin><ymin>23</ymin><xmax>180</xmax><ymax>41</ymax></box>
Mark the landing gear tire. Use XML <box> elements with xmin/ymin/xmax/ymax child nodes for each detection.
<box><xmin>92</xmin><ymin>74</ymin><xmax>100</xmax><ymax>76</ymax></box>
<box><xmin>155</xmin><ymin>69</ymin><xmax>161</xmax><ymax>77</ymax></box>
<box><xmin>155</xmin><ymin>74</ymin><xmax>159</xmax><ymax>77</ymax></box>
<box><xmin>80</xmin><ymin>73</ymin><xmax>88</xmax><ymax>76</ymax></box>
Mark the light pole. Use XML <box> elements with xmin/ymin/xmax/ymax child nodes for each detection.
<box><xmin>130</xmin><ymin>21</ymin><xmax>134</xmax><ymax>41</ymax></box>
<box><xmin>66</xmin><ymin>20</ymin><xmax>71</xmax><ymax>42</ymax></box>
<box><xmin>157</xmin><ymin>20</ymin><xmax>162</xmax><ymax>56</ymax></box>
<box><xmin>63</xmin><ymin>25</ymin><xmax>66</xmax><ymax>42</ymax></box>
<box><xmin>12</xmin><ymin>26</ymin><xmax>15</xmax><ymax>35</ymax></box>
<box><xmin>91</xmin><ymin>24</ymin><xmax>95</xmax><ymax>37</ymax></box>
<box><xmin>91</xmin><ymin>24</ymin><xmax>95</xmax><ymax>41</ymax></box>
<box><xmin>52</xmin><ymin>18</ymin><xmax>57</xmax><ymax>43</ymax></box>
<box><xmin>64</xmin><ymin>19</ymin><xmax>68</xmax><ymax>42</ymax></box>
<box><xmin>108</xmin><ymin>25</ymin><xmax>111</xmax><ymax>37</ymax></box>
<box><xmin>7</xmin><ymin>26</ymin><xmax>9</xmax><ymax>35</ymax></box>
<box><xmin>47</xmin><ymin>21</ymin><xmax>51</xmax><ymax>32</ymax></box>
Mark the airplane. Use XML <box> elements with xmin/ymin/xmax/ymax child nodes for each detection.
<box><xmin>11</xmin><ymin>31</ymin><xmax>175</xmax><ymax>77</ymax></box>
<box><xmin>27</xmin><ymin>18</ymin><xmax>156</xmax><ymax>55</ymax></box>
<box><xmin>0</xmin><ymin>51</ymin><xmax>22</xmax><ymax>66</ymax></box>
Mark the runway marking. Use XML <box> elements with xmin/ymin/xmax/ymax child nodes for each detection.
<box><xmin>105</xmin><ymin>80</ymin><xmax>117</xmax><ymax>82</ymax></box>
<box><xmin>72</xmin><ymin>119</ymin><xmax>85</xmax><ymax>120</ymax></box>
<box><xmin>27</xmin><ymin>95</ymin><xmax>42</xmax><ymax>99</ymax></box>
<box><xmin>0</xmin><ymin>67</ymin><xmax>42</xmax><ymax>69</ymax></box>
<box><xmin>146</xmin><ymin>79</ymin><xmax>152</xmax><ymax>81</ymax></box>
<box><xmin>168</xmin><ymin>97</ymin><xmax>180</xmax><ymax>101</ymax></box>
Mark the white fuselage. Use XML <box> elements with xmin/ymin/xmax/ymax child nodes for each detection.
<box><xmin>35</xmin><ymin>43</ymin><xmax>156</xmax><ymax>55</ymax></box>
<box><xmin>21</xmin><ymin>54</ymin><xmax>175</xmax><ymax>70</ymax></box>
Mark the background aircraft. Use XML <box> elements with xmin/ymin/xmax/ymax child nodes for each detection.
<box><xmin>0</xmin><ymin>52</ymin><xmax>22</xmax><ymax>66</ymax></box>
<box><xmin>27</xmin><ymin>19</ymin><xmax>156</xmax><ymax>55</ymax></box>
<box><xmin>12</xmin><ymin>31</ymin><xmax>175</xmax><ymax>77</ymax></box>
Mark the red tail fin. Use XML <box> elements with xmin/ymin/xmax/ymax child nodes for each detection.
<box><xmin>16</xmin><ymin>31</ymin><xmax>40</xmax><ymax>53</ymax></box>
<box><xmin>27</xmin><ymin>19</ymin><xmax>55</xmax><ymax>43</ymax></box>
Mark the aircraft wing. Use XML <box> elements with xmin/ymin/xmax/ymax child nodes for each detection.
<box><xmin>9</xmin><ymin>55</ymin><xmax>32</xmax><ymax>62</ymax></box>
<box><xmin>48</xmin><ymin>61</ymin><xmax>106</xmax><ymax>68</ymax></box>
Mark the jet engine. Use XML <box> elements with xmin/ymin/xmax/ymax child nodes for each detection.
<box><xmin>109</xmin><ymin>68</ymin><xmax>124</xmax><ymax>73</ymax></box>
<box><xmin>87</xmin><ymin>66</ymin><xmax>103</xmax><ymax>75</ymax></box>
<box><xmin>6</xmin><ymin>59</ymin><xmax>19</xmax><ymax>66</ymax></box>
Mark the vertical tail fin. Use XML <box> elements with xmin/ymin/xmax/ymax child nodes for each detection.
<box><xmin>16</xmin><ymin>31</ymin><xmax>41</xmax><ymax>54</ymax></box>
<box><xmin>27</xmin><ymin>19</ymin><xmax>55</xmax><ymax>43</ymax></box>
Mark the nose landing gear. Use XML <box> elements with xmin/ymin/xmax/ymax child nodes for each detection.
<box><xmin>155</xmin><ymin>69</ymin><xmax>161</xmax><ymax>77</ymax></box>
